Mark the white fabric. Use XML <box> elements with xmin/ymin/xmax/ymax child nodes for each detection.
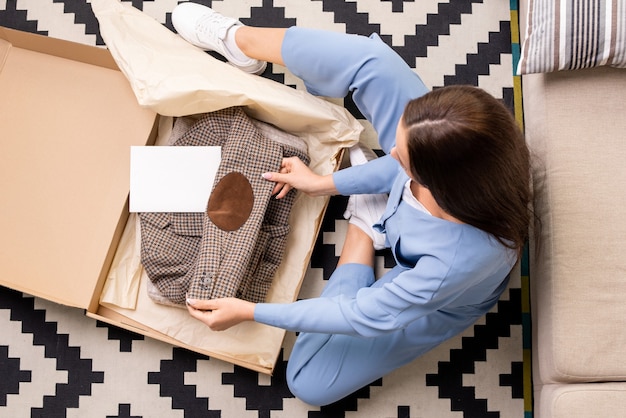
<box><xmin>402</xmin><ymin>179</ymin><xmax>431</xmax><ymax>214</ymax></box>
<box><xmin>343</xmin><ymin>143</ymin><xmax>388</xmax><ymax>250</ymax></box>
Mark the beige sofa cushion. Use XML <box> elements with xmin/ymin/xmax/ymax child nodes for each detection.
<box><xmin>523</xmin><ymin>66</ymin><xmax>626</xmax><ymax>384</ymax></box>
<box><xmin>540</xmin><ymin>383</ymin><xmax>626</xmax><ymax>418</ymax></box>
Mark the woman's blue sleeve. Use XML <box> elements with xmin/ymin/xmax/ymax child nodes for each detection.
<box><xmin>254</xmin><ymin>256</ymin><xmax>457</xmax><ymax>337</ymax></box>
<box><xmin>332</xmin><ymin>154</ymin><xmax>399</xmax><ymax>195</ymax></box>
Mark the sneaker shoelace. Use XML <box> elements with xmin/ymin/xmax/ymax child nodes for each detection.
<box><xmin>196</xmin><ymin>12</ymin><xmax>237</xmax><ymax>43</ymax></box>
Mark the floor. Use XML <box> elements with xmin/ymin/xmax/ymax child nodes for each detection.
<box><xmin>0</xmin><ymin>1</ymin><xmax>530</xmax><ymax>417</ymax></box>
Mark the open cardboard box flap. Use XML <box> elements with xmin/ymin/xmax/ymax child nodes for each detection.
<box><xmin>0</xmin><ymin>26</ymin><xmax>158</xmax><ymax>310</ymax></box>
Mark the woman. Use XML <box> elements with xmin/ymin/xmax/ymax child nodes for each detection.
<box><xmin>172</xmin><ymin>2</ymin><xmax>531</xmax><ymax>406</ymax></box>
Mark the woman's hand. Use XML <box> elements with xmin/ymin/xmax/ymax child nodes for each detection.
<box><xmin>262</xmin><ymin>156</ymin><xmax>338</xmax><ymax>199</ymax></box>
<box><xmin>186</xmin><ymin>297</ymin><xmax>255</xmax><ymax>331</ymax></box>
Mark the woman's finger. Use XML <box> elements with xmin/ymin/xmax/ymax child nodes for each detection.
<box><xmin>272</xmin><ymin>181</ymin><xmax>285</xmax><ymax>196</ymax></box>
<box><xmin>264</xmin><ymin>172</ymin><xmax>291</xmax><ymax>194</ymax></box>
<box><xmin>186</xmin><ymin>302</ymin><xmax>206</xmax><ymax>319</ymax></box>
<box><xmin>274</xmin><ymin>183</ymin><xmax>293</xmax><ymax>199</ymax></box>
<box><xmin>186</xmin><ymin>298</ymin><xmax>215</xmax><ymax>311</ymax></box>
<box><xmin>262</xmin><ymin>171</ymin><xmax>282</xmax><ymax>182</ymax></box>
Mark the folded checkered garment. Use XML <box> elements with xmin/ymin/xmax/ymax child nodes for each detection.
<box><xmin>139</xmin><ymin>107</ymin><xmax>309</xmax><ymax>305</ymax></box>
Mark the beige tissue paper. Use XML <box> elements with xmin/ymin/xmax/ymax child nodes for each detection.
<box><xmin>92</xmin><ymin>0</ymin><xmax>362</xmax><ymax>373</ymax></box>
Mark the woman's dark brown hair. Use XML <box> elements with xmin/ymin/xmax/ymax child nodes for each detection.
<box><xmin>402</xmin><ymin>85</ymin><xmax>530</xmax><ymax>253</ymax></box>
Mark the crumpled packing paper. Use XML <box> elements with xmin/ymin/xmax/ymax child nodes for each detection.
<box><xmin>92</xmin><ymin>0</ymin><xmax>362</xmax><ymax>371</ymax></box>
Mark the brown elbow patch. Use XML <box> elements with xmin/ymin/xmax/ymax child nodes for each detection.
<box><xmin>207</xmin><ymin>172</ymin><xmax>254</xmax><ymax>231</ymax></box>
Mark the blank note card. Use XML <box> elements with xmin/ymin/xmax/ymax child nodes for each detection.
<box><xmin>129</xmin><ymin>146</ymin><xmax>221</xmax><ymax>212</ymax></box>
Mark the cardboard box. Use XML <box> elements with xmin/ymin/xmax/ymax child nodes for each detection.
<box><xmin>0</xmin><ymin>26</ymin><xmax>157</xmax><ymax>309</ymax></box>
<box><xmin>0</xmin><ymin>26</ymin><xmax>353</xmax><ymax>375</ymax></box>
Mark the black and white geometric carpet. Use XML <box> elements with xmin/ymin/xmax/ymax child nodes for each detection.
<box><xmin>0</xmin><ymin>1</ymin><xmax>531</xmax><ymax>417</ymax></box>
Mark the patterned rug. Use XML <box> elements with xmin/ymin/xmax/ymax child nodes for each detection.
<box><xmin>0</xmin><ymin>1</ymin><xmax>531</xmax><ymax>417</ymax></box>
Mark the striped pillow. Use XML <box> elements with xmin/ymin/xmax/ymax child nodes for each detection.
<box><xmin>518</xmin><ymin>0</ymin><xmax>626</xmax><ymax>74</ymax></box>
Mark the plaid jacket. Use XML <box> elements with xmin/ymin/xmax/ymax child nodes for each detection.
<box><xmin>139</xmin><ymin>107</ymin><xmax>309</xmax><ymax>305</ymax></box>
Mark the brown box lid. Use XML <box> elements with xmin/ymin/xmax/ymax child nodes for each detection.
<box><xmin>0</xmin><ymin>27</ymin><xmax>157</xmax><ymax>309</ymax></box>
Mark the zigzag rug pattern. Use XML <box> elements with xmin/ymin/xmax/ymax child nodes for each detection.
<box><xmin>0</xmin><ymin>1</ymin><xmax>526</xmax><ymax>417</ymax></box>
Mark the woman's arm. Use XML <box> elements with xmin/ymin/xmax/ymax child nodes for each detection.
<box><xmin>186</xmin><ymin>256</ymin><xmax>448</xmax><ymax>336</ymax></box>
<box><xmin>186</xmin><ymin>297</ymin><xmax>256</xmax><ymax>331</ymax></box>
<box><xmin>262</xmin><ymin>156</ymin><xmax>338</xmax><ymax>198</ymax></box>
<box><xmin>264</xmin><ymin>154</ymin><xmax>400</xmax><ymax>199</ymax></box>
<box><xmin>254</xmin><ymin>258</ymin><xmax>451</xmax><ymax>337</ymax></box>
<box><xmin>333</xmin><ymin>154</ymin><xmax>399</xmax><ymax>195</ymax></box>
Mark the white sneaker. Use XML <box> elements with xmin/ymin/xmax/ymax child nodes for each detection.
<box><xmin>343</xmin><ymin>143</ymin><xmax>387</xmax><ymax>249</ymax></box>
<box><xmin>171</xmin><ymin>3</ymin><xmax>267</xmax><ymax>75</ymax></box>
<box><xmin>344</xmin><ymin>193</ymin><xmax>388</xmax><ymax>250</ymax></box>
<box><xmin>348</xmin><ymin>142</ymin><xmax>379</xmax><ymax>166</ymax></box>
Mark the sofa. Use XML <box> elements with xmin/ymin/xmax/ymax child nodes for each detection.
<box><xmin>518</xmin><ymin>0</ymin><xmax>626</xmax><ymax>416</ymax></box>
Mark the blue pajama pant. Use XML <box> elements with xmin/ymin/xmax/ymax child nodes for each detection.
<box><xmin>281</xmin><ymin>27</ymin><xmax>431</xmax><ymax>406</ymax></box>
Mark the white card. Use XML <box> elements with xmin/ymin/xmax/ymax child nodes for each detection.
<box><xmin>129</xmin><ymin>146</ymin><xmax>221</xmax><ymax>212</ymax></box>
